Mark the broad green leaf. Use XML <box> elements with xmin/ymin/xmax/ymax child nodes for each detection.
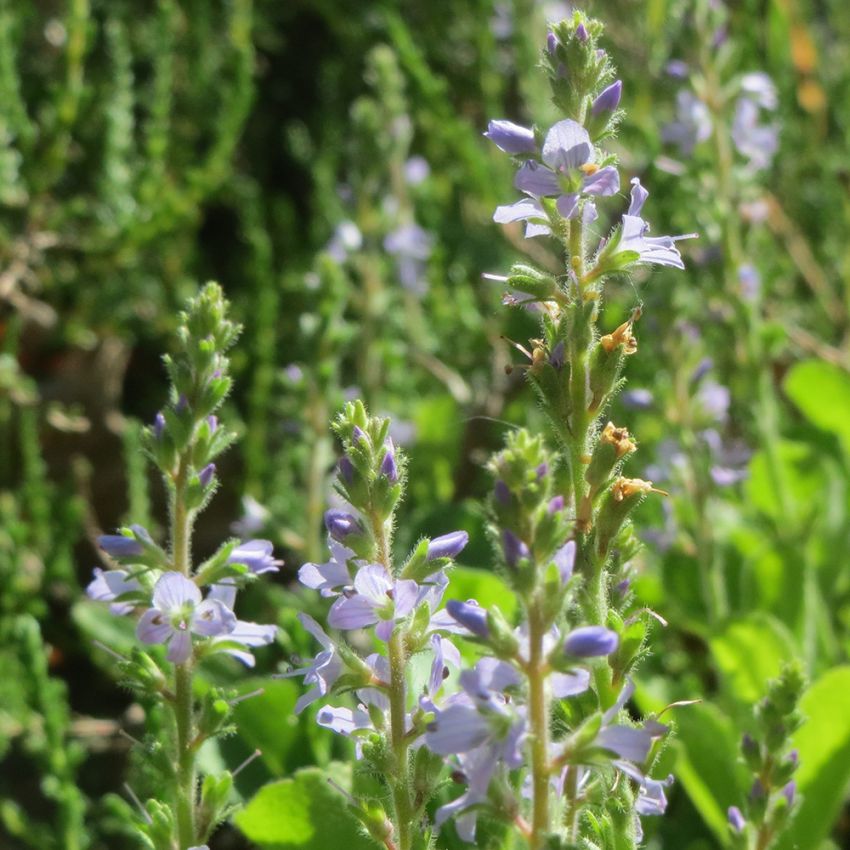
<box><xmin>444</xmin><ymin>565</ymin><xmax>517</xmax><ymax>620</ymax></box>
<box><xmin>670</xmin><ymin>703</ymin><xmax>746</xmax><ymax>846</ymax></box>
<box><xmin>71</xmin><ymin>600</ymin><xmax>138</xmax><ymax>659</ymax></box>
<box><xmin>235</xmin><ymin>764</ymin><xmax>379</xmax><ymax>849</ymax></box>
<box><xmin>233</xmin><ymin>679</ymin><xmax>301</xmax><ymax>776</ymax></box>
<box><xmin>776</xmin><ymin>666</ymin><xmax>850</xmax><ymax>850</ymax></box>
<box><xmin>784</xmin><ymin>360</ymin><xmax>850</xmax><ymax>450</ymax></box>
<box><xmin>710</xmin><ymin>613</ymin><xmax>798</xmax><ymax>707</ymax></box>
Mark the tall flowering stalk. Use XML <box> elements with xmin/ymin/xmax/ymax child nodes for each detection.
<box><xmin>287</xmin><ymin>401</ymin><xmax>469</xmax><ymax>850</ymax></box>
<box><xmin>423</xmin><ymin>13</ymin><xmax>693</xmax><ymax>847</ymax></box>
<box><xmin>86</xmin><ymin>284</ymin><xmax>277</xmax><ymax>850</ymax></box>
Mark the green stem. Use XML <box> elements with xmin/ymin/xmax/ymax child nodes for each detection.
<box><xmin>171</xmin><ymin>461</ymin><xmax>196</xmax><ymax>848</ymax></box>
<box><xmin>527</xmin><ymin>599</ymin><xmax>550</xmax><ymax>849</ymax></box>
<box><xmin>388</xmin><ymin>630</ymin><xmax>412</xmax><ymax>850</ymax></box>
<box><xmin>562</xmin><ymin>763</ymin><xmax>579</xmax><ymax>842</ymax></box>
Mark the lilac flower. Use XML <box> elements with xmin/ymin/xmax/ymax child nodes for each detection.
<box><xmin>328</xmin><ymin>564</ymin><xmax>420</xmax><ymax>640</ymax></box>
<box><xmin>380</xmin><ymin>439</ymin><xmax>398</xmax><ymax>482</ymax></box>
<box><xmin>427</xmin><ymin>530</ymin><xmax>469</xmax><ymax>561</ymax></box>
<box><xmin>563</xmin><ymin>625</ymin><xmax>619</xmax><ymax>658</ymax></box>
<box><xmin>384</xmin><ymin>223</ymin><xmax>433</xmax><ymax>295</ymax></box>
<box><xmin>662</xmin><ymin>90</ymin><xmax>712</xmax><ymax>157</ymax></box>
<box><xmin>204</xmin><ymin>582</ymin><xmax>277</xmax><ymax>667</ymax></box>
<box><xmin>404</xmin><ymin>155</ymin><xmax>430</xmax><ymax>185</ymax></box>
<box><xmin>279</xmin><ymin>613</ymin><xmax>343</xmax><ymax>713</ymax></box>
<box><xmin>612</xmin><ymin>178</ymin><xmax>696</xmax><ymax>269</ymax></box>
<box><xmin>86</xmin><ymin>567</ymin><xmax>141</xmax><ymax>615</ymax></box>
<box><xmin>445</xmin><ymin>599</ymin><xmax>490</xmax><ymax>638</ymax></box>
<box><xmin>326</xmin><ymin>220</ymin><xmax>363</xmax><ymax>263</ymax></box>
<box><xmin>495</xmin><ymin>119</ymin><xmax>620</xmax><ymax>237</ymax></box>
<box><xmin>740</xmin><ymin>72</ymin><xmax>778</xmax><ymax>110</ymax></box>
<box><xmin>553</xmin><ymin>540</ymin><xmax>575</xmax><ymax>584</ymax></box>
<box><xmin>484</xmin><ymin>120</ymin><xmax>536</xmax><ymax>155</ymax></box>
<box><xmin>228</xmin><ymin>539</ymin><xmax>281</xmax><ymax>575</ymax></box>
<box><xmin>732</xmin><ymin>96</ymin><xmax>778</xmax><ymax>172</ymax></box>
<box><xmin>153</xmin><ymin>412</ymin><xmax>166</xmax><ymax>439</ymax></box>
<box><xmin>697</xmin><ymin>381</ymin><xmax>730</xmax><ymax>423</ymax></box>
<box><xmin>137</xmin><ymin>572</ymin><xmax>235</xmax><ymax>663</ymax></box>
<box><xmin>231</xmin><ymin>495</ymin><xmax>271</xmax><ymax>537</ymax></box>
<box><xmin>198</xmin><ymin>463</ymin><xmax>216</xmax><ymax>488</ymax></box>
<box><xmin>621</xmin><ymin>388</ymin><xmax>653</xmax><ymax>410</ymax></box>
<box><xmin>316</xmin><ymin>704</ymin><xmax>374</xmax><ymax>757</ymax></box>
<box><xmin>298</xmin><ymin>539</ymin><xmax>355</xmax><ymax>598</ymax></box>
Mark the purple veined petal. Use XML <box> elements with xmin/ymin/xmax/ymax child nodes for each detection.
<box><xmin>525</xmin><ymin>220</ymin><xmax>553</xmax><ymax>238</ymax></box>
<box><xmin>483</xmin><ymin>119</ymin><xmax>537</xmax><ymax>155</ymax></box>
<box><xmin>542</xmin><ymin>119</ymin><xmax>591</xmax><ymax>173</ymax></box>
<box><xmin>294</xmin><ymin>685</ymin><xmax>322</xmax><ymax>714</ymax></box>
<box><xmin>501</xmin><ymin>529</ymin><xmax>530</xmax><ymax>568</ymax></box>
<box><xmin>87</xmin><ymin>568</ymin><xmax>138</xmax><ymax>615</ymax></box>
<box><xmin>455</xmin><ymin>811</ymin><xmax>478</xmax><ymax>843</ymax></box>
<box><xmin>475</xmin><ymin>656</ymin><xmax>522</xmax><ymax>692</ymax></box>
<box><xmin>207</xmin><ymin>581</ymin><xmax>238</xmax><ymax>609</ymax></box>
<box><xmin>298</xmin><ymin>612</ymin><xmax>333</xmax><ymax>649</ymax></box>
<box><xmin>445</xmin><ymin>599</ymin><xmax>490</xmax><ymax>637</ymax></box>
<box><xmin>493</xmin><ymin>197</ymin><xmax>547</xmax><ymax>224</ymax></box>
<box><xmin>393</xmin><ymin>579</ymin><xmax>421</xmax><ymax>619</ymax></box>
<box><xmin>603</xmin><ymin>678</ymin><xmax>636</xmax><ymax>724</ymax></box>
<box><xmin>556</xmin><ymin>193</ymin><xmax>579</xmax><ymax>218</ymax></box>
<box><xmin>501</xmin><ymin>717</ymin><xmax>527</xmax><ymax>768</ymax></box>
<box><xmin>628</xmin><ymin>178</ymin><xmax>649</xmax><ymax>216</ymax></box>
<box><xmin>374</xmin><ymin>619</ymin><xmax>395</xmax><ymax>641</ymax></box>
<box><xmin>193</xmin><ymin>598</ymin><xmax>237</xmax><ymax>637</ymax></box>
<box><xmin>166</xmin><ymin>629</ymin><xmax>194</xmax><ymax>664</ymax></box>
<box><xmin>514</xmin><ymin>161</ymin><xmax>560</xmax><ymax>196</ymax></box>
<box><xmin>551</xmin><ymin>668</ymin><xmax>591</xmax><ymax>698</ymax></box>
<box><xmin>425</xmin><ymin>703</ymin><xmax>490</xmax><ymax>754</ymax></box>
<box><xmin>357</xmin><ymin>686</ymin><xmax>390</xmax><ymax>711</ymax></box>
<box><xmin>228</xmin><ymin>539</ymin><xmax>281</xmax><ymax>574</ymax></box>
<box><xmin>152</xmin><ymin>572</ymin><xmax>201</xmax><ymax>612</ymax></box>
<box><xmin>635</xmin><ymin>773</ymin><xmax>674</xmax><ymax>816</ymax></box>
<box><xmin>229</xmin><ymin>620</ymin><xmax>277</xmax><ymax>647</ymax></box>
<box><xmin>298</xmin><ymin>559</ymin><xmax>351</xmax><ymax>594</ymax></box>
<box><xmin>597</xmin><ymin>725</ymin><xmax>653</xmax><ymax>762</ymax></box>
<box><xmin>328</xmin><ymin>595</ymin><xmax>378</xmax><ymax>630</ymax></box>
<box><xmin>137</xmin><ymin>608</ymin><xmax>173</xmax><ymax>645</ymax></box>
<box><xmin>582</xmin><ymin>165</ymin><xmax>620</xmax><ymax>196</ymax></box>
<box><xmin>583</xmin><ymin>200</ymin><xmax>598</xmax><ymax>225</ymax></box>
<box><xmin>428</xmin><ymin>608</ymin><xmax>472</xmax><ymax>635</ymax></box>
<box><xmin>553</xmin><ymin>540</ymin><xmax>576</xmax><ymax>584</ymax></box>
<box><xmin>316</xmin><ymin>704</ymin><xmax>372</xmax><ymax>737</ymax></box>
<box><xmin>428</xmin><ymin>634</ymin><xmax>450</xmax><ymax>697</ymax></box>
<box><xmin>353</xmin><ymin>563</ymin><xmax>393</xmax><ymax>603</ymax></box>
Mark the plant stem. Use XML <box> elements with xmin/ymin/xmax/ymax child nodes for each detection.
<box><xmin>527</xmin><ymin>598</ymin><xmax>551</xmax><ymax>849</ymax></box>
<box><xmin>171</xmin><ymin>460</ymin><xmax>196</xmax><ymax>848</ymax></box>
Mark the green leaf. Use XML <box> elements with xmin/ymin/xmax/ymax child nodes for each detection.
<box><xmin>776</xmin><ymin>666</ymin><xmax>850</xmax><ymax>850</ymax></box>
<box><xmin>709</xmin><ymin>613</ymin><xmax>798</xmax><ymax>707</ymax></box>
<box><xmin>71</xmin><ymin>600</ymin><xmax>138</xmax><ymax>659</ymax></box>
<box><xmin>234</xmin><ymin>764</ymin><xmax>380</xmax><ymax>849</ymax></box>
<box><xmin>784</xmin><ymin>360</ymin><xmax>850</xmax><ymax>450</ymax></box>
<box><xmin>669</xmin><ymin>702</ymin><xmax>747</xmax><ymax>846</ymax></box>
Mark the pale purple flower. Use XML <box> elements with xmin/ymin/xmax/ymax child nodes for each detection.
<box><xmin>662</xmin><ymin>90</ymin><xmax>712</xmax><ymax>156</ymax></box>
<box><xmin>326</xmin><ymin>220</ymin><xmax>363</xmax><ymax>262</ymax></box>
<box><xmin>204</xmin><ymin>582</ymin><xmax>277</xmax><ymax>667</ymax></box>
<box><xmin>621</xmin><ymin>388</ymin><xmax>653</xmax><ymax>410</ymax></box>
<box><xmin>226</xmin><ymin>539</ymin><xmax>281</xmax><ymax>575</ymax></box>
<box><xmin>316</xmin><ymin>704</ymin><xmax>374</xmax><ymax>756</ymax></box>
<box><xmin>231</xmin><ymin>495</ymin><xmax>271</xmax><ymax>538</ymax></box>
<box><xmin>279</xmin><ymin>613</ymin><xmax>343</xmax><ymax>713</ymax></box>
<box><xmin>484</xmin><ymin>120</ymin><xmax>536</xmax><ymax>155</ymax></box>
<box><xmin>613</xmin><ymin>178</ymin><xmax>696</xmax><ymax>269</ymax></box>
<box><xmin>501</xmin><ymin>529</ymin><xmax>530</xmax><ymax>567</ymax></box>
<box><xmin>137</xmin><ymin>572</ymin><xmax>236</xmax><ymax>664</ymax></box>
<box><xmin>427</xmin><ymin>531</ymin><xmax>469</xmax><ymax>561</ymax></box>
<box><xmin>404</xmin><ymin>155</ymin><xmax>430</xmax><ymax>185</ymax></box>
<box><xmin>553</xmin><ymin>540</ymin><xmax>575</xmax><ymax>584</ymax></box>
<box><xmin>551</xmin><ymin>668</ymin><xmax>591</xmax><ymax>698</ymax></box>
<box><xmin>740</xmin><ymin>72</ymin><xmax>778</xmax><ymax>110</ymax></box>
<box><xmin>732</xmin><ymin>97</ymin><xmax>778</xmax><ymax>171</ymax></box>
<box><xmin>298</xmin><ymin>539</ymin><xmax>354</xmax><ymax>597</ymax></box>
<box><xmin>328</xmin><ymin>564</ymin><xmax>420</xmax><ymax>640</ymax></box>
<box><xmin>86</xmin><ymin>567</ymin><xmax>141</xmax><ymax>615</ymax></box>
<box><xmin>384</xmin><ymin>223</ymin><xmax>433</xmax><ymax>295</ymax></box>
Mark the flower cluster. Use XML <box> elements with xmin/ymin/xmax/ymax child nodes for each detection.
<box><xmin>286</xmin><ymin>401</ymin><xmax>470</xmax><ymax>849</ymax></box>
<box><xmin>85</xmin><ymin>284</ymin><xmax>278</xmax><ymax>850</ymax></box>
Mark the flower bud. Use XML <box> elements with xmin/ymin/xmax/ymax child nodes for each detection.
<box><xmin>484</xmin><ymin>120</ymin><xmax>537</xmax><ymax>155</ymax></box>
<box><xmin>781</xmin><ymin>780</ymin><xmax>796</xmax><ymax>807</ymax></box>
<box><xmin>494</xmin><ymin>479</ymin><xmax>511</xmax><ymax>506</ymax></box>
<box><xmin>380</xmin><ymin>442</ymin><xmax>398</xmax><ymax>483</ymax></box>
<box><xmin>427</xmin><ymin>530</ymin><xmax>469</xmax><ymax>561</ymax></box>
<box><xmin>324</xmin><ymin>509</ymin><xmax>364</xmax><ymax>542</ymax></box>
<box><xmin>198</xmin><ymin>463</ymin><xmax>216</xmax><ymax>489</ymax></box>
<box><xmin>154</xmin><ymin>412</ymin><xmax>166</xmax><ymax>439</ymax></box>
<box><xmin>727</xmin><ymin>806</ymin><xmax>746</xmax><ymax>834</ymax></box>
<box><xmin>338</xmin><ymin>455</ymin><xmax>356</xmax><ymax>484</ymax></box>
<box><xmin>563</xmin><ymin>625</ymin><xmax>619</xmax><ymax>658</ymax></box>
<box><xmin>591</xmin><ymin>80</ymin><xmax>622</xmax><ymax>116</ymax></box>
<box><xmin>575</xmin><ymin>22</ymin><xmax>588</xmax><ymax>42</ymax></box>
<box><xmin>98</xmin><ymin>530</ymin><xmax>145</xmax><ymax>558</ymax></box>
<box><xmin>445</xmin><ymin>599</ymin><xmax>490</xmax><ymax>637</ymax></box>
<box><xmin>501</xmin><ymin>529</ymin><xmax>530</xmax><ymax>568</ymax></box>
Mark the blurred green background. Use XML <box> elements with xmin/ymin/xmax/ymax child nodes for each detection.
<box><xmin>2</xmin><ymin>0</ymin><xmax>850</xmax><ymax>848</ymax></box>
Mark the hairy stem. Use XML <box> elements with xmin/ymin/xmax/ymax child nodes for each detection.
<box><xmin>388</xmin><ymin>629</ymin><xmax>412</xmax><ymax>850</ymax></box>
<box><xmin>171</xmin><ymin>461</ymin><xmax>196</xmax><ymax>848</ymax></box>
<box><xmin>528</xmin><ymin>599</ymin><xmax>551</xmax><ymax>849</ymax></box>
